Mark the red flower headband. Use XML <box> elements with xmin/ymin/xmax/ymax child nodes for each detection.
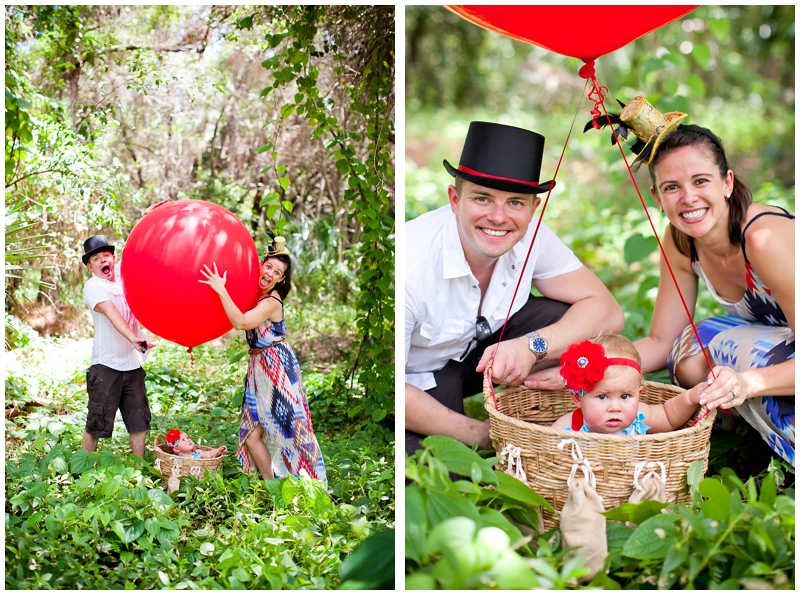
<box><xmin>165</xmin><ymin>428</ymin><xmax>182</xmax><ymax>447</ymax></box>
<box><xmin>559</xmin><ymin>340</ymin><xmax>641</xmax><ymax>396</ymax></box>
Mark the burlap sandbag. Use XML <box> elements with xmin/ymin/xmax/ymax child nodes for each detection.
<box><xmin>628</xmin><ymin>474</ymin><xmax>666</xmax><ymax>503</ymax></box>
<box><xmin>628</xmin><ymin>461</ymin><xmax>667</xmax><ymax>503</ymax></box>
<box><xmin>559</xmin><ymin>477</ymin><xmax>607</xmax><ymax>579</ymax></box>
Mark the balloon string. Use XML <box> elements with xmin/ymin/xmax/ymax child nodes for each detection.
<box><xmin>587</xmin><ymin>77</ymin><xmax>719</xmax><ymax>389</ymax></box>
<box><xmin>157</xmin><ymin>368</ymin><xmax>183</xmax><ymax>433</ymax></box>
<box><xmin>578</xmin><ymin>60</ymin><xmax>608</xmax><ymax>128</ymax></box>
<box><xmin>188</xmin><ymin>347</ymin><xmax>195</xmax><ymax>370</ymax></box>
<box><xmin>488</xmin><ymin>79</ymin><xmax>589</xmax><ymax>410</ymax></box>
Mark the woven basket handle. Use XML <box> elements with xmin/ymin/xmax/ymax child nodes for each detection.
<box><xmin>482</xmin><ymin>361</ymin><xmax>496</xmax><ymax>410</ymax></box>
<box><xmin>154</xmin><ymin>433</ymin><xmax>170</xmax><ymax>454</ymax></box>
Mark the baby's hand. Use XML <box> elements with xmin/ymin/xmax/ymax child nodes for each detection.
<box><xmin>217</xmin><ymin>445</ymin><xmax>228</xmax><ymax>456</ymax></box>
<box><xmin>687</xmin><ymin>381</ymin><xmax>709</xmax><ymax>406</ymax></box>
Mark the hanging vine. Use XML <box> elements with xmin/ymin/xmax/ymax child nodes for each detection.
<box><xmin>247</xmin><ymin>6</ymin><xmax>395</xmax><ymax>435</ymax></box>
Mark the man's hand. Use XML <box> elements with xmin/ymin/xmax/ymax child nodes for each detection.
<box><xmin>523</xmin><ymin>367</ymin><xmax>565</xmax><ymax>390</ymax></box>
<box><xmin>476</xmin><ymin>337</ymin><xmax>535</xmax><ymax>386</ymax></box>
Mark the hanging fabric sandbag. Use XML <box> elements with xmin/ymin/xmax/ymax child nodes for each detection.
<box><xmin>558</xmin><ymin>439</ymin><xmax>607</xmax><ymax>579</ymax></box>
<box><xmin>628</xmin><ymin>461</ymin><xmax>667</xmax><ymax>503</ymax></box>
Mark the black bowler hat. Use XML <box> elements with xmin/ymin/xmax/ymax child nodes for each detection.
<box><xmin>82</xmin><ymin>235</ymin><xmax>115</xmax><ymax>265</ymax></box>
<box><xmin>443</xmin><ymin>121</ymin><xmax>555</xmax><ymax>194</ymax></box>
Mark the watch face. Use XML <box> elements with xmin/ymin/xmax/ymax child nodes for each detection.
<box><xmin>531</xmin><ymin>336</ymin><xmax>547</xmax><ymax>353</ymax></box>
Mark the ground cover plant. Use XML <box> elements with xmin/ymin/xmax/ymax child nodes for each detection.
<box><xmin>405</xmin><ymin>437</ymin><xmax>794</xmax><ymax>590</ymax></box>
<box><xmin>5</xmin><ymin>314</ymin><xmax>394</xmax><ymax>590</ymax></box>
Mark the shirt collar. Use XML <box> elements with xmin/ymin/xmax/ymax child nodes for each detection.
<box><xmin>441</xmin><ymin>213</ymin><xmax>472</xmax><ymax>280</ymax></box>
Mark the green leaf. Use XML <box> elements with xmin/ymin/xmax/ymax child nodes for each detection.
<box><xmin>494</xmin><ymin>468</ymin><xmax>553</xmax><ymax>512</ymax></box>
<box><xmin>624</xmin><ymin>233</ymin><xmax>657</xmax><ymax>265</ymax></box>
<box><xmin>661</xmin><ymin>542</ymin><xmax>688</xmax><ymax>578</ymax></box>
<box><xmin>70</xmin><ymin>449</ymin><xmax>93</xmax><ymax>474</ymax></box>
<box><xmin>760</xmin><ymin>471</ymin><xmax>777</xmax><ymax>506</ymax></box>
<box><xmin>426</xmin><ymin>491</ymin><xmax>481</xmax><ymax>526</ymax></box>
<box><xmin>405</xmin><ymin>486</ymin><xmax>428</xmax><ymax>564</ymax></box>
<box><xmin>708</xmin><ymin>17</ymin><xmax>731</xmax><ymax>41</ymax></box>
<box><xmin>339</xmin><ymin>529</ymin><xmax>394</xmax><ymax>589</ymax></box>
<box><xmin>603</xmin><ymin>500</ymin><xmax>665</xmax><ymax>525</ymax></box>
<box><xmin>687</xmin><ymin>74</ymin><xmax>707</xmax><ymax>98</ymax></box>
<box><xmin>277</xmin><ymin>177</ymin><xmax>290</xmax><ymax>191</ymax></box>
<box><xmin>478</xmin><ymin>508</ymin><xmax>523</xmax><ymax>543</ymax></box>
<box><xmin>691</xmin><ymin>43</ymin><xmax>711</xmax><ymax>69</ymax></box>
<box><xmin>686</xmin><ymin>458</ymin><xmax>704</xmax><ymax>489</ymax></box>
<box><xmin>606</xmin><ymin>521</ymin><xmax>635</xmax><ymax>553</ymax></box>
<box><xmin>280</xmin><ymin>104</ymin><xmax>295</xmax><ymax>119</ymax></box>
<box><xmin>698</xmin><ymin>478</ymin><xmax>731</xmax><ymax>521</ymax></box>
<box><xmin>621</xmin><ymin>513</ymin><xmax>681</xmax><ymax>559</ymax></box>
<box><xmin>421</xmin><ymin>435</ymin><xmax>497</xmax><ymax>484</ymax></box>
<box><xmin>237</xmin><ymin>15</ymin><xmax>253</xmax><ymax>29</ymax></box>
<box><xmin>256</xmin><ymin>143</ymin><xmax>273</xmax><ymax>154</ymax></box>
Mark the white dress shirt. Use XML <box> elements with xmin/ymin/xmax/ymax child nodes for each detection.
<box><xmin>405</xmin><ymin>205</ymin><xmax>581</xmax><ymax>390</ymax></box>
<box><xmin>83</xmin><ymin>263</ymin><xmax>143</xmax><ymax>371</ymax></box>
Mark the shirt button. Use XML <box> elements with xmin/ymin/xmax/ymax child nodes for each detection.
<box><xmin>512</xmin><ymin>264</ymin><xmax>516</xmax><ymax>269</ymax></box>
<box><xmin>502</xmin><ymin>282</ymin><xmax>507</xmax><ymax>286</ymax></box>
<box><xmin>473</xmin><ymin>285</ymin><xmax>477</xmax><ymax>289</ymax></box>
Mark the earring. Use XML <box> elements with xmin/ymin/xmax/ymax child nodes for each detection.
<box><xmin>724</xmin><ymin>194</ymin><xmax>730</xmax><ymax>200</ymax></box>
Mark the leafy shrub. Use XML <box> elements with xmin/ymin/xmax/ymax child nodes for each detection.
<box><xmin>406</xmin><ymin>436</ymin><xmax>794</xmax><ymax>590</ymax></box>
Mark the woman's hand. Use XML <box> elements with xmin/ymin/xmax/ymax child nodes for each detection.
<box><xmin>699</xmin><ymin>366</ymin><xmax>750</xmax><ymax>410</ymax></box>
<box><xmin>198</xmin><ymin>263</ymin><xmax>228</xmax><ymax>296</ymax></box>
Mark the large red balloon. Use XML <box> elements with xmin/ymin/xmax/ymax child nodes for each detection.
<box><xmin>121</xmin><ymin>200</ymin><xmax>260</xmax><ymax>348</ymax></box>
<box><xmin>446</xmin><ymin>5</ymin><xmax>698</xmax><ymax>63</ymax></box>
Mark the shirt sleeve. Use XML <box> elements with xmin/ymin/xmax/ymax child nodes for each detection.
<box><xmin>83</xmin><ymin>278</ymin><xmax>111</xmax><ymax>311</ymax></box>
<box><xmin>529</xmin><ymin>221</ymin><xmax>582</xmax><ymax>280</ymax></box>
<box><xmin>404</xmin><ymin>285</ymin><xmax>417</xmax><ymax>367</ymax></box>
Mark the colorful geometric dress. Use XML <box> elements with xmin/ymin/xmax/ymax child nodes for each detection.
<box><xmin>235</xmin><ymin>300</ymin><xmax>327</xmax><ymax>483</ymax></box>
<box><xmin>667</xmin><ymin>207</ymin><xmax>795</xmax><ymax>465</ymax></box>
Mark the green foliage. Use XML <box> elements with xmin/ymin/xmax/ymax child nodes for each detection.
<box><xmin>405</xmin><ymin>436</ymin><xmax>592</xmax><ymax>590</ymax></box>
<box><xmin>407</xmin><ymin>437</ymin><xmax>794</xmax><ymax>590</ymax></box>
<box><xmin>598</xmin><ymin>462</ymin><xmax>794</xmax><ymax>589</ymax></box>
<box><xmin>5</xmin><ymin>331</ymin><xmax>394</xmax><ymax>589</ymax></box>
<box><xmin>339</xmin><ymin>529</ymin><xmax>395</xmax><ymax>589</ymax></box>
<box><xmin>252</xmin><ymin>6</ymin><xmax>395</xmax><ymax>431</ymax></box>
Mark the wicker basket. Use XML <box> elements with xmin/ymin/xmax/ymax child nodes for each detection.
<box><xmin>482</xmin><ymin>369</ymin><xmax>715</xmax><ymax>531</ymax></box>
<box><xmin>153</xmin><ymin>433</ymin><xmax>224</xmax><ymax>483</ymax></box>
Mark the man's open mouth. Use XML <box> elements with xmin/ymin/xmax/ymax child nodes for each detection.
<box><xmin>101</xmin><ymin>265</ymin><xmax>111</xmax><ymax>275</ymax></box>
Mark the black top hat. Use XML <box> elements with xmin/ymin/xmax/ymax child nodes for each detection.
<box><xmin>443</xmin><ymin>121</ymin><xmax>555</xmax><ymax>194</ymax></box>
<box><xmin>82</xmin><ymin>235</ymin><xmax>115</xmax><ymax>265</ymax></box>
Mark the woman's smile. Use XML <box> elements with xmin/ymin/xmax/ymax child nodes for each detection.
<box><xmin>679</xmin><ymin>207</ymin><xmax>708</xmax><ymax>222</ymax></box>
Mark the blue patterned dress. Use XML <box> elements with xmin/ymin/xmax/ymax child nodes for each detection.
<box><xmin>667</xmin><ymin>208</ymin><xmax>795</xmax><ymax>465</ymax></box>
<box><xmin>235</xmin><ymin>305</ymin><xmax>327</xmax><ymax>483</ymax></box>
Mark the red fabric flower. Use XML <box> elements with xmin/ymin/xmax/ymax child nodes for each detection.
<box><xmin>165</xmin><ymin>428</ymin><xmax>181</xmax><ymax>447</ymax></box>
<box><xmin>559</xmin><ymin>341</ymin><xmax>608</xmax><ymax>396</ymax></box>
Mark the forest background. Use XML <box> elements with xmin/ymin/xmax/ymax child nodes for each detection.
<box><xmin>6</xmin><ymin>5</ymin><xmax>394</xmax><ymax>589</ymax></box>
<box><xmin>405</xmin><ymin>5</ymin><xmax>795</xmax><ymax>590</ymax></box>
<box><xmin>406</xmin><ymin>4</ymin><xmax>793</xmax><ymax>365</ymax></box>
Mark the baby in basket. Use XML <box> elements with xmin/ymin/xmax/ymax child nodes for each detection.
<box><xmin>551</xmin><ymin>334</ymin><xmax>706</xmax><ymax>434</ymax></box>
<box><xmin>165</xmin><ymin>428</ymin><xmax>228</xmax><ymax>459</ymax></box>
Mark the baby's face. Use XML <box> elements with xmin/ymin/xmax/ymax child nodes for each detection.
<box><xmin>576</xmin><ymin>368</ymin><xmax>642</xmax><ymax>434</ymax></box>
<box><xmin>174</xmin><ymin>432</ymin><xmax>195</xmax><ymax>454</ymax></box>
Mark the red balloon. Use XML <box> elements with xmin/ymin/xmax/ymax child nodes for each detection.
<box><xmin>446</xmin><ymin>5</ymin><xmax>698</xmax><ymax>63</ymax></box>
<box><xmin>121</xmin><ymin>200</ymin><xmax>260</xmax><ymax>348</ymax></box>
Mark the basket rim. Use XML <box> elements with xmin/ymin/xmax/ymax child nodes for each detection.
<box><xmin>482</xmin><ymin>370</ymin><xmax>716</xmax><ymax>443</ymax></box>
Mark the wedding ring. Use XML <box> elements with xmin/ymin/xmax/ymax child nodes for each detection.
<box><xmin>731</xmin><ymin>389</ymin><xmax>737</xmax><ymax>399</ymax></box>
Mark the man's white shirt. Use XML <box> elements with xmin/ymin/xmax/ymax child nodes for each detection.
<box><xmin>405</xmin><ymin>205</ymin><xmax>581</xmax><ymax>390</ymax></box>
<box><xmin>83</xmin><ymin>262</ymin><xmax>142</xmax><ymax>371</ymax></box>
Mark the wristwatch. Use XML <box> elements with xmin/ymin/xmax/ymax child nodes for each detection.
<box><xmin>525</xmin><ymin>331</ymin><xmax>548</xmax><ymax>363</ymax></box>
